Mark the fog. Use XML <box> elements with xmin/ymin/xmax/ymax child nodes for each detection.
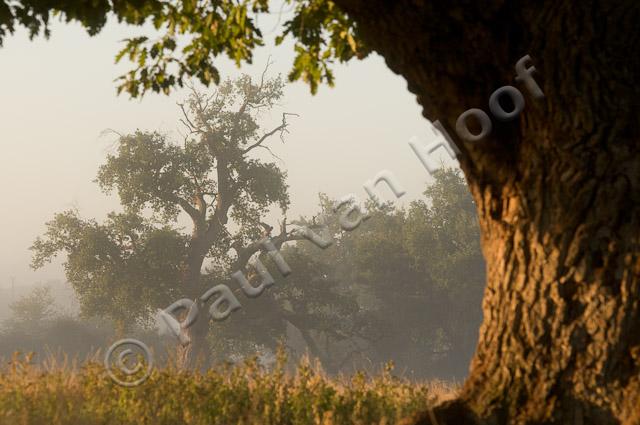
<box><xmin>0</xmin><ymin>14</ymin><xmax>470</xmax><ymax>381</ymax></box>
<box><xmin>0</xmin><ymin>20</ymin><xmax>452</xmax><ymax>290</ymax></box>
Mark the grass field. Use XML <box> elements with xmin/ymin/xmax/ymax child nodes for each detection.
<box><xmin>0</xmin><ymin>351</ymin><xmax>457</xmax><ymax>425</ymax></box>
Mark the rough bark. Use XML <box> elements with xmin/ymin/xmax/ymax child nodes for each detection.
<box><xmin>333</xmin><ymin>0</ymin><xmax>640</xmax><ymax>423</ymax></box>
<box><xmin>174</xmin><ymin>195</ymin><xmax>215</xmax><ymax>368</ymax></box>
<box><xmin>176</xmin><ymin>301</ymin><xmax>212</xmax><ymax>370</ymax></box>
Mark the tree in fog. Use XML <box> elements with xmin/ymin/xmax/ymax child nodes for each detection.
<box><xmin>2</xmin><ymin>286</ymin><xmax>57</xmax><ymax>333</ymax></box>
<box><xmin>31</xmin><ymin>71</ymin><xmax>306</xmax><ymax>365</ymax></box>
<box><xmin>403</xmin><ymin>168</ymin><xmax>484</xmax><ymax>377</ymax></box>
<box><xmin>297</xmin><ymin>168</ymin><xmax>484</xmax><ymax>379</ymax></box>
<box><xmin>0</xmin><ymin>285</ymin><xmax>114</xmax><ymax>359</ymax></box>
<box><xmin>180</xmin><ymin>168</ymin><xmax>483</xmax><ymax>378</ymax></box>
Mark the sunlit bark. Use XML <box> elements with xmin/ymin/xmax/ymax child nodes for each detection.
<box><xmin>334</xmin><ymin>1</ymin><xmax>640</xmax><ymax>423</ymax></box>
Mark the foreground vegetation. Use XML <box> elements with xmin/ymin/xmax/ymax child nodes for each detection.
<box><xmin>0</xmin><ymin>351</ymin><xmax>456</xmax><ymax>425</ymax></box>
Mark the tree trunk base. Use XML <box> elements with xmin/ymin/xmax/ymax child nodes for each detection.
<box><xmin>402</xmin><ymin>394</ymin><xmax>639</xmax><ymax>425</ymax></box>
<box><xmin>399</xmin><ymin>399</ymin><xmax>478</xmax><ymax>425</ymax></box>
<box><xmin>332</xmin><ymin>1</ymin><xmax>640</xmax><ymax>423</ymax></box>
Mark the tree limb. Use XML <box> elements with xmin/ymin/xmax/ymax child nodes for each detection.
<box><xmin>242</xmin><ymin>112</ymin><xmax>298</xmax><ymax>154</ymax></box>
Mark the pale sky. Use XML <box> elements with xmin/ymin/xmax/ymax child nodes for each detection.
<box><xmin>0</xmin><ymin>15</ymin><xmax>456</xmax><ymax>288</ymax></box>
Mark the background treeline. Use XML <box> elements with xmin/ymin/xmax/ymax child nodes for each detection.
<box><xmin>0</xmin><ymin>168</ymin><xmax>484</xmax><ymax>381</ymax></box>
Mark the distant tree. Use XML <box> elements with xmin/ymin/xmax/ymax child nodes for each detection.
<box><xmin>2</xmin><ymin>286</ymin><xmax>57</xmax><ymax>333</ymax></box>
<box><xmin>297</xmin><ymin>168</ymin><xmax>484</xmax><ymax>379</ymax></box>
<box><xmin>31</xmin><ymin>70</ymin><xmax>306</xmax><ymax>365</ymax></box>
<box><xmin>0</xmin><ymin>285</ymin><xmax>124</xmax><ymax>360</ymax></box>
<box><xmin>404</xmin><ymin>168</ymin><xmax>484</xmax><ymax>377</ymax></box>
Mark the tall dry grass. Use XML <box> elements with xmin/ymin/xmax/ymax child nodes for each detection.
<box><xmin>0</xmin><ymin>350</ymin><xmax>459</xmax><ymax>425</ymax></box>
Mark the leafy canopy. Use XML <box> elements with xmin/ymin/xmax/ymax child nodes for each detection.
<box><xmin>30</xmin><ymin>210</ymin><xmax>187</xmax><ymax>326</ymax></box>
<box><xmin>298</xmin><ymin>168</ymin><xmax>484</xmax><ymax>378</ymax></box>
<box><xmin>30</xmin><ymin>71</ymin><xmax>297</xmax><ymax>328</ymax></box>
<box><xmin>0</xmin><ymin>0</ymin><xmax>369</xmax><ymax>96</ymax></box>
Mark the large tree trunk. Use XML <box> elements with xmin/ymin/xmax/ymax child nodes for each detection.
<box><xmin>176</xmin><ymin>306</ymin><xmax>212</xmax><ymax>370</ymax></box>
<box><xmin>176</xmin><ymin>235</ymin><xmax>212</xmax><ymax>369</ymax></box>
<box><xmin>333</xmin><ymin>0</ymin><xmax>640</xmax><ymax>423</ymax></box>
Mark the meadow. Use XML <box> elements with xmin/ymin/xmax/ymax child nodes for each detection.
<box><xmin>0</xmin><ymin>351</ymin><xmax>457</xmax><ymax>425</ymax></box>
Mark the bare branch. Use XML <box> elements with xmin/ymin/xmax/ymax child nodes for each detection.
<box><xmin>242</xmin><ymin>112</ymin><xmax>298</xmax><ymax>154</ymax></box>
<box><xmin>260</xmin><ymin>56</ymin><xmax>273</xmax><ymax>89</ymax></box>
<box><xmin>256</xmin><ymin>144</ymin><xmax>284</xmax><ymax>162</ymax></box>
<box><xmin>177</xmin><ymin>102</ymin><xmax>203</xmax><ymax>135</ymax></box>
<box><xmin>99</xmin><ymin>128</ymin><xmax>123</xmax><ymax>138</ymax></box>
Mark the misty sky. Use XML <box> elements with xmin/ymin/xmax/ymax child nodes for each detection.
<box><xmin>0</xmin><ymin>14</ymin><xmax>457</xmax><ymax>288</ymax></box>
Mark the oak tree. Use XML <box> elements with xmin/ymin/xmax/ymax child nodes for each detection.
<box><xmin>32</xmin><ymin>71</ymin><xmax>305</xmax><ymax>365</ymax></box>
